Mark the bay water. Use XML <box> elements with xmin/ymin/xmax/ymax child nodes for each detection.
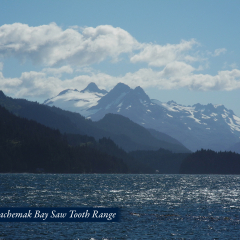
<box><xmin>0</xmin><ymin>174</ymin><xmax>240</xmax><ymax>239</ymax></box>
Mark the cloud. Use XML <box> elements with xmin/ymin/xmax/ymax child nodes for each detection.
<box><xmin>42</xmin><ymin>65</ymin><xmax>73</xmax><ymax>77</ymax></box>
<box><xmin>213</xmin><ymin>48</ymin><xmax>227</xmax><ymax>57</ymax></box>
<box><xmin>130</xmin><ymin>39</ymin><xmax>198</xmax><ymax>67</ymax></box>
<box><xmin>0</xmin><ymin>23</ymin><xmax>240</xmax><ymax>100</ymax></box>
<box><xmin>230</xmin><ymin>63</ymin><xmax>238</xmax><ymax>69</ymax></box>
<box><xmin>0</xmin><ymin>23</ymin><xmax>200</xmax><ymax>70</ymax></box>
<box><xmin>118</xmin><ymin>67</ymin><xmax>240</xmax><ymax>91</ymax></box>
<box><xmin>0</xmin><ymin>65</ymin><xmax>118</xmax><ymax>99</ymax></box>
<box><xmin>1</xmin><ymin>64</ymin><xmax>240</xmax><ymax>101</ymax></box>
<box><xmin>188</xmin><ymin>69</ymin><xmax>240</xmax><ymax>91</ymax></box>
<box><xmin>0</xmin><ymin>23</ymin><xmax>140</xmax><ymax>66</ymax></box>
<box><xmin>0</xmin><ymin>71</ymin><xmax>22</xmax><ymax>96</ymax></box>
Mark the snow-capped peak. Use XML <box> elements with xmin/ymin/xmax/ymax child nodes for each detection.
<box><xmin>80</xmin><ymin>82</ymin><xmax>108</xmax><ymax>94</ymax></box>
<box><xmin>153</xmin><ymin>100</ymin><xmax>240</xmax><ymax>133</ymax></box>
<box><xmin>43</xmin><ymin>83</ymin><xmax>108</xmax><ymax>116</ymax></box>
<box><xmin>58</xmin><ymin>89</ymin><xmax>79</xmax><ymax>96</ymax></box>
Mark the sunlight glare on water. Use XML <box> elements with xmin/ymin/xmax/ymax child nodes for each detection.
<box><xmin>1</xmin><ymin>174</ymin><xmax>240</xmax><ymax>239</ymax></box>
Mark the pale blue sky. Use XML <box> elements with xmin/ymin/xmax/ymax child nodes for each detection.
<box><xmin>0</xmin><ymin>0</ymin><xmax>240</xmax><ymax>115</ymax></box>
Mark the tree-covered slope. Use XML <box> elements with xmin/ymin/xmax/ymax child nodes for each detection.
<box><xmin>129</xmin><ymin>148</ymin><xmax>190</xmax><ymax>174</ymax></box>
<box><xmin>0</xmin><ymin>105</ymin><xmax>127</xmax><ymax>173</ymax></box>
<box><xmin>180</xmin><ymin>149</ymin><xmax>240</xmax><ymax>174</ymax></box>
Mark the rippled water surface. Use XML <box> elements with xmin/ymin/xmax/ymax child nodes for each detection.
<box><xmin>1</xmin><ymin>174</ymin><xmax>240</xmax><ymax>239</ymax></box>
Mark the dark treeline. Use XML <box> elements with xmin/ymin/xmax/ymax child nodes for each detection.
<box><xmin>180</xmin><ymin>149</ymin><xmax>240</xmax><ymax>174</ymax></box>
<box><xmin>2</xmin><ymin>101</ymin><xmax>240</xmax><ymax>174</ymax></box>
<box><xmin>65</xmin><ymin>134</ymin><xmax>186</xmax><ymax>173</ymax></box>
<box><xmin>129</xmin><ymin>149</ymin><xmax>189</xmax><ymax>174</ymax></box>
<box><xmin>63</xmin><ymin>134</ymin><xmax>151</xmax><ymax>173</ymax></box>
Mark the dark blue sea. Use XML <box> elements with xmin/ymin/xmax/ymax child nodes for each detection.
<box><xmin>1</xmin><ymin>174</ymin><xmax>240</xmax><ymax>239</ymax></box>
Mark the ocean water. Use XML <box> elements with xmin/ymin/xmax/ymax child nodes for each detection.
<box><xmin>0</xmin><ymin>173</ymin><xmax>240</xmax><ymax>239</ymax></box>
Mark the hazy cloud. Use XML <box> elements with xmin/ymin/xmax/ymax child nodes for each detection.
<box><xmin>130</xmin><ymin>39</ymin><xmax>198</xmax><ymax>67</ymax></box>
<box><xmin>118</xmin><ymin>67</ymin><xmax>240</xmax><ymax>91</ymax></box>
<box><xmin>42</xmin><ymin>65</ymin><xmax>73</xmax><ymax>77</ymax></box>
<box><xmin>230</xmin><ymin>63</ymin><xmax>238</xmax><ymax>69</ymax></box>
<box><xmin>0</xmin><ymin>62</ymin><xmax>3</xmax><ymax>71</ymax></box>
<box><xmin>213</xmin><ymin>48</ymin><xmax>227</xmax><ymax>57</ymax></box>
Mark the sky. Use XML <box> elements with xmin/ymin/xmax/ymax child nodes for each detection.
<box><xmin>0</xmin><ymin>0</ymin><xmax>240</xmax><ymax>115</ymax></box>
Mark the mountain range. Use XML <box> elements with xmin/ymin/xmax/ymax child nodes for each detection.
<box><xmin>0</xmin><ymin>90</ymin><xmax>189</xmax><ymax>153</ymax></box>
<box><xmin>44</xmin><ymin>82</ymin><xmax>240</xmax><ymax>152</ymax></box>
<box><xmin>2</xmin><ymin>85</ymin><xmax>240</xmax><ymax>174</ymax></box>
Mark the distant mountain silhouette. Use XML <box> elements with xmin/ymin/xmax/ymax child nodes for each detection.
<box><xmin>80</xmin><ymin>82</ymin><xmax>108</xmax><ymax>94</ymax></box>
<box><xmin>0</xmin><ymin>90</ymin><xmax>190</xmax><ymax>153</ymax></box>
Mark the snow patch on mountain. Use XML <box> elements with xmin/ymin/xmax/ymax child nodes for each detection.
<box><xmin>44</xmin><ymin>83</ymin><xmax>107</xmax><ymax>115</ymax></box>
<box><xmin>233</xmin><ymin>115</ymin><xmax>240</xmax><ymax>125</ymax></box>
<box><xmin>227</xmin><ymin>117</ymin><xmax>240</xmax><ymax>132</ymax></box>
<box><xmin>202</xmin><ymin>114</ymin><xmax>211</xmax><ymax>119</ymax></box>
<box><xmin>114</xmin><ymin>92</ymin><xmax>128</xmax><ymax>105</ymax></box>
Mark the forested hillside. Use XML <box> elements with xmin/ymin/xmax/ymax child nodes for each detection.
<box><xmin>180</xmin><ymin>149</ymin><xmax>240</xmax><ymax>174</ymax></box>
<box><xmin>0</xmin><ymin>105</ymin><xmax>127</xmax><ymax>173</ymax></box>
<box><xmin>129</xmin><ymin>149</ymin><xmax>189</xmax><ymax>174</ymax></box>
<box><xmin>0</xmin><ymin>103</ymin><xmax>191</xmax><ymax>174</ymax></box>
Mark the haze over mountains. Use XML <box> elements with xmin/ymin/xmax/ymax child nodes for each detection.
<box><xmin>44</xmin><ymin>82</ymin><xmax>240</xmax><ymax>152</ymax></box>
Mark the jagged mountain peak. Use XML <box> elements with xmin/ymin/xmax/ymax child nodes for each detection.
<box><xmin>193</xmin><ymin>103</ymin><xmax>229</xmax><ymax>114</ymax></box>
<box><xmin>167</xmin><ymin>100</ymin><xmax>178</xmax><ymax>105</ymax></box>
<box><xmin>80</xmin><ymin>82</ymin><xmax>108</xmax><ymax>94</ymax></box>
<box><xmin>132</xmin><ymin>86</ymin><xmax>150</xmax><ymax>102</ymax></box>
<box><xmin>134</xmin><ymin>86</ymin><xmax>143</xmax><ymax>91</ymax></box>
<box><xmin>90</xmin><ymin>83</ymin><xmax>131</xmax><ymax>108</ymax></box>
<box><xmin>0</xmin><ymin>90</ymin><xmax>6</xmax><ymax>99</ymax></box>
<box><xmin>192</xmin><ymin>103</ymin><xmax>203</xmax><ymax>109</ymax></box>
<box><xmin>134</xmin><ymin>86</ymin><xmax>146</xmax><ymax>95</ymax></box>
<box><xmin>112</xmin><ymin>82</ymin><xmax>131</xmax><ymax>92</ymax></box>
<box><xmin>58</xmin><ymin>89</ymin><xmax>79</xmax><ymax>96</ymax></box>
<box><xmin>205</xmin><ymin>103</ymin><xmax>220</xmax><ymax>111</ymax></box>
<box><xmin>43</xmin><ymin>82</ymin><xmax>108</xmax><ymax>116</ymax></box>
<box><xmin>212</xmin><ymin>104</ymin><xmax>226</xmax><ymax>112</ymax></box>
